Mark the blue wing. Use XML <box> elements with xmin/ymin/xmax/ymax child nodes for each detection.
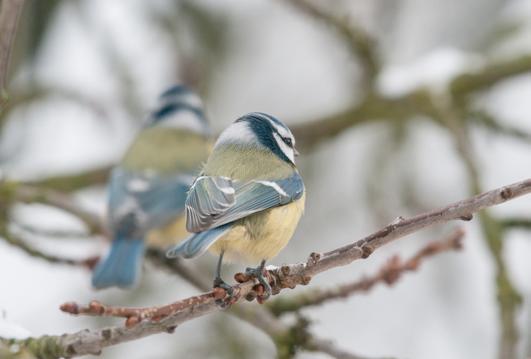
<box><xmin>185</xmin><ymin>172</ymin><xmax>304</xmax><ymax>232</ymax></box>
<box><xmin>108</xmin><ymin>167</ymin><xmax>194</xmax><ymax>238</ymax></box>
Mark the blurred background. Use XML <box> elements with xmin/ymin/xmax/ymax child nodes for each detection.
<box><xmin>1</xmin><ymin>0</ymin><xmax>531</xmax><ymax>358</ymax></box>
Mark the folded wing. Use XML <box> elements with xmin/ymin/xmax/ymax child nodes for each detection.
<box><xmin>186</xmin><ymin>172</ymin><xmax>304</xmax><ymax>233</ymax></box>
<box><xmin>109</xmin><ymin>168</ymin><xmax>194</xmax><ymax>238</ymax></box>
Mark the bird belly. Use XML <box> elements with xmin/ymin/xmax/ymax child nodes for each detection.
<box><xmin>146</xmin><ymin>215</ymin><xmax>189</xmax><ymax>248</ymax></box>
<box><xmin>208</xmin><ymin>194</ymin><xmax>305</xmax><ymax>263</ymax></box>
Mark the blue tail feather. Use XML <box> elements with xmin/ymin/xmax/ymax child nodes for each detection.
<box><xmin>92</xmin><ymin>237</ymin><xmax>145</xmax><ymax>289</ymax></box>
<box><xmin>166</xmin><ymin>224</ymin><xmax>231</xmax><ymax>259</ymax></box>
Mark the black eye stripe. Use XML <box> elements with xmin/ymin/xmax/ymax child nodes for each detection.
<box><xmin>237</xmin><ymin>112</ymin><xmax>294</xmax><ymax>163</ymax></box>
<box><xmin>273</xmin><ymin>128</ymin><xmax>293</xmax><ymax>147</ymax></box>
<box><xmin>282</xmin><ymin>137</ymin><xmax>293</xmax><ymax>147</ymax></box>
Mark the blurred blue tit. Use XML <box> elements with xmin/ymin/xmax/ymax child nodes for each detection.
<box><xmin>166</xmin><ymin>112</ymin><xmax>305</xmax><ymax>299</ymax></box>
<box><xmin>92</xmin><ymin>85</ymin><xmax>211</xmax><ymax>289</ymax></box>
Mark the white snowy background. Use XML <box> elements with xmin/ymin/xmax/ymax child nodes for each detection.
<box><xmin>1</xmin><ymin>0</ymin><xmax>531</xmax><ymax>358</ymax></box>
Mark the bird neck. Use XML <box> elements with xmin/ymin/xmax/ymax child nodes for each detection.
<box><xmin>122</xmin><ymin>128</ymin><xmax>210</xmax><ymax>174</ymax></box>
<box><xmin>203</xmin><ymin>144</ymin><xmax>295</xmax><ymax>181</ymax></box>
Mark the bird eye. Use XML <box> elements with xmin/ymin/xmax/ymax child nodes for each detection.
<box><xmin>283</xmin><ymin>137</ymin><xmax>293</xmax><ymax>147</ymax></box>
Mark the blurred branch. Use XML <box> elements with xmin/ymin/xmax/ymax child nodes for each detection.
<box><xmin>1</xmin><ymin>86</ymin><xmax>113</xmax><ymax>129</ymax></box>
<box><xmin>450</xmin><ymin>54</ymin><xmax>531</xmax><ymax>99</ymax></box>
<box><xmin>5</xmin><ymin>178</ymin><xmax>526</xmax><ymax>358</ymax></box>
<box><xmin>0</xmin><ymin>0</ymin><xmax>25</xmax><ymax>105</ymax></box>
<box><xmin>293</xmin><ymin>53</ymin><xmax>531</xmax><ymax>150</ymax></box>
<box><xmin>24</xmin><ymin>165</ymin><xmax>111</xmax><ymax>192</ymax></box>
<box><xmin>0</xmin><ymin>180</ymin><xmax>100</xmax><ymax>268</ymax></box>
<box><xmin>0</xmin><ymin>180</ymin><xmax>106</xmax><ymax>234</ymax></box>
<box><xmin>434</xmin><ymin>98</ymin><xmax>522</xmax><ymax>359</ymax></box>
<box><xmin>470</xmin><ymin>110</ymin><xmax>531</xmax><ymax>144</ymax></box>
<box><xmin>271</xmin><ymin>315</ymin><xmax>389</xmax><ymax>359</ymax></box>
<box><xmin>500</xmin><ymin>217</ymin><xmax>531</xmax><ymax>231</ymax></box>
<box><xmin>13</xmin><ymin>222</ymin><xmax>93</xmax><ymax>239</ymax></box>
<box><xmin>0</xmin><ymin>225</ymin><xmax>98</xmax><ymax>268</ymax></box>
<box><xmin>291</xmin><ymin>90</ymin><xmax>435</xmax><ymax>149</ymax></box>
<box><xmin>284</xmin><ymin>0</ymin><xmax>379</xmax><ymax>85</ymax></box>
<box><xmin>150</xmin><ymin>0</ymin><xmax>233</xmax><ymax>94</ymax></box>
<box><xmin>267</xmin><ymin>228</ymin><xmax>464</xmax><ymax>316</ymax></box>
<box><xmin>0</xmin><ymin>341</ymin><xmax>36</xmax><ymax>359</ymax></box>
<box><xmin>145</xmin><ymin>247</ymin><xmax>212</xmax><ymax>291</ymax></box>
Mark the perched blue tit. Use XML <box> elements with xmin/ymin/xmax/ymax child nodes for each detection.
<box><xmin>166</xmin><ymin>112</ymin><xmax>305</xmax><ymax>299</ymax></box>
<box><xmin>92</xmin><ymin>85</ymin><xmax>211</xmax><ymax>289</ymax></box>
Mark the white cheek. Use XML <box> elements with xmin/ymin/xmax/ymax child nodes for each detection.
<box><xmin>273</xmin><ymin>132</ymin><xmax>295</xmax><ymax>163</ymax></box>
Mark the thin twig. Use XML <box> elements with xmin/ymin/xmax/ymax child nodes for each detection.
<box><xmin>1</xmin><ymin>181</ymin><xmax>106</xmax><ymax>235</ymax></box>
<box><xmin>11</xmin><ymin>177</ymin><xmax>526</xmax><ymax>358</ymax></box>
<box><xmin>469</xmin><ymin>110</ymin><xmax>531</xmax><ymax>144</ymax></box>
<box><xmin>0</xmin><ymin>226</ymin><xmax>99</xmax><ymax>268</ymax></box>
<box><xmin>145</xmin><ymin>247</ymin><xmax>212</xmax><ymax>291</ymax></box>
<box><xmin>13</xmin><ymin>222</ymin><xmax>93</xmax><ymax>239</ymax></box>
<box><xmin>267</xmin><ymin>228</ymin><xmax>464</xmax><ymax>316</ymax></box>
<box><xmin>500</xmin><ymin>217</ymin><xmax>531</xmax><ymax>231</ymax></box>
<box><xmin>1</xmin><ymin>86</ymin><xmax>113</xmax><ymax>129</ymax></box>
<box><xmin>24</xmin><ymin>166</ymin><xmax>111</xmax><ymax>192</ymax></box>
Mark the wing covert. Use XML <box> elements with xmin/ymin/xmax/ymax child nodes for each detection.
<box><xmin>185</xmin><ymin>172</ymin><xmax>304</xmax><ymax>232</ymax></box>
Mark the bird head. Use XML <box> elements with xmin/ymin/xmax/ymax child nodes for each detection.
<box><xmin>215</xmin><ymin>112</ymin><xmax>298</xmax><ymax>165</ymax></box>
<box><xmin>146</xmin><ymin>85</ymin><xmax>210</xmax><ymax>136</ymax></box>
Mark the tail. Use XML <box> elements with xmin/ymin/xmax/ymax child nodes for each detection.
<box><xmin>166</xmin><ymin>224</ymin><xmax>231</xmax><ymax>259</ymax></box>
<box><xmin>92</xmin><ymin>237</ymin><xmax>145</xmax><ymax>289</ymax></box>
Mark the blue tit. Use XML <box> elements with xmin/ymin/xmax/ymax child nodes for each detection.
<box><xmin>166</xmin><ymin>112</ymin><xmax>305</xmax><ymax>299</ymax></box>
<box><xmin>92</xmin><ymin>85</ymin><xmax>211</xmax><ymax>289</ymax></box>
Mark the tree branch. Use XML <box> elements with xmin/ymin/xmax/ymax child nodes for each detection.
<box><xmin>469</xmin><ymin>110</ymin><xmax>531</xmax><ymax>144</ymax></box>
<box><xmin>12</xmin><ymin>222</ymin><xmax>93</xmax><ymax>239</ymax></box>
<box><xmin>1</xmin><ymin>86</ymin><xmax>113</xmax><ymax>130</ymax></box>
<box><xmin>267</xmin><ymin>228</ymin><xmax>464</xmax><ymax>316</ymax></box>
<box><xmin>0</xmin><ymin>225</ymin><xmax>98</xmax><ymax>268</ymax></box>
<box><xmin>292</xmin><ymin>53</ymin><xmax>531</xmax><ymax>150</ymax></box>
<box><xmin>0</xmin><ymin>0</ymin><xmax>25</xmax><ymax>105</ymax></box>
<box><xmin>433</xmin><ymin>96</ymin><xmax>522</xmax><ymax>359</ymax></box>
<box><xmin>1</xmin><ymin>180</ymin><xmax>106</xmax><ymax>235</ymax></box>
<box><xmin>450</xmin><ymin>54</ymin><xmax>531</xmax><ymax>99</ymax></box>
<box><xmin>3</xmin><ymin>178</ymin><xmax>526</xmax><ymax>358</ymax></box>
<box><xmin>24</xmin><ymin>166</ymin><xmax>111</xmax><ymax>192</ymax></box>
<box><xmin>500</xmin><ymin>217</ymin><xmax>531</xmax><ymax>231</ymax></box>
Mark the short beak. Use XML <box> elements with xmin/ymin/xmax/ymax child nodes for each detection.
<box><xmin>294</xmin><ymin>148</ymin><xmax>300</xmax><ymax>157</ymax></box>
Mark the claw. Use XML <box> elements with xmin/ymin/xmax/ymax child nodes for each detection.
<box><xmin>245</xmin><ymin>262</ymin><xmax>272</xmax><ymax>301</ymax></box>
<box><xmin>213</xmin><ymin>277</ymin><xmax>235</xmax><ymax>308</ymax></box>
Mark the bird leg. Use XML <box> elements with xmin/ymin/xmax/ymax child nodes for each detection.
<box><xmin>245</xmin><ymin>259</ymin><xmax>272</xmax><ymax>300</ymax></box>
<box><xmin>213</xmin><ymin>252</ymin><xmax>234</xmax><ymax>308</ymax></box>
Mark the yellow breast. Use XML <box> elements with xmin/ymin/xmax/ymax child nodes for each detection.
<box><xmin>208</xmin><ymin>193</ymin><xmax>306</xmax><ymax>263</ymax></box>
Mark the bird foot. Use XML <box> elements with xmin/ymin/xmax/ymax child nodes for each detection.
<box><xmin>213</xmin><ymin>277</ymin><xmax>235</xmax><ymax>309</ymax></box>
<box><xmin>244</xmin><ymin>266</ymin><xmax>272</xmax><ymax>302</ymax></box>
